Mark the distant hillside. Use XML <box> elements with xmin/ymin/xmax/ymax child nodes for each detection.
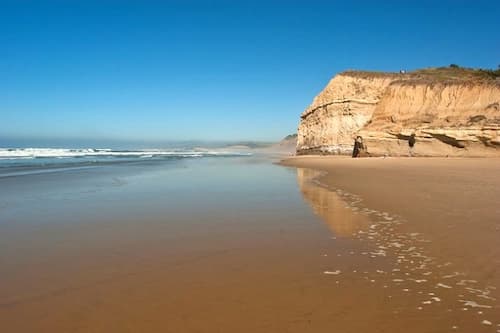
<box><xmin>224</xmin><ymin>141</ymin><xmax>272</xmax><ymax>149</ymax></box>
<box><xmin>271</xmin><ymin>134</ymin><xmax>297</xmax><ymax>153</ymax></box>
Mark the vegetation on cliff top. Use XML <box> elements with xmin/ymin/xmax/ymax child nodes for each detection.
<box><xmin>342</xmin><ymin>65</ymin><xmax>500</xmax><ymax>85</ymax></box>
<box><xmin>403</xmin><ymin>66</ymin><xmax>500</xmax><ymax>85</ymax></box>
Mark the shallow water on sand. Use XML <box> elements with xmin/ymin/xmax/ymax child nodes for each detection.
<box><xmin>297</xmin><ymin>167</ymin><xmax>500</xmax><ymax>332</ymax></box>
<box><xmin>0</xmin><ymin>157</ymin><xmax>498</xmax><ymax>332</ymax></box>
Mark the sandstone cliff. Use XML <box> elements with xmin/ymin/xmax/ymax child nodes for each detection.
<box><xmin>297</xmin><ymin>68</ymin><xmax>500</xmax><ymax>156</ymax></box>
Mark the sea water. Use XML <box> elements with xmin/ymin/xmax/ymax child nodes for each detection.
<box><xmin>0</xmin><ymin>147</ymin><xmax>251</xmax><ymax>177</ymax></box>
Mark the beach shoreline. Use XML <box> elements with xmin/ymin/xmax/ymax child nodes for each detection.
<box><xmin>1</xmin><ymin>155</ymin><xmax>499</xmax><ymax>332</ymax></box>
<box><xmin>280</xmin><ymin>155</ymin><xmax>500</xmax><ymax>262</ymax></box>
<box><xmin>281</xmin><ymin>155</ymin><xmax>500</xmax><ymax>314</ymax></box>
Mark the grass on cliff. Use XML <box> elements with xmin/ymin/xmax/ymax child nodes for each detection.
<box><xmin>342</xmin><ymin>65</ymin><xmax>500</xmax><ymax>85</ymax></box>
<box><xmin>408</xmin><ymin>66</ymin><xmax>500</xmax><ymax>84</ymax></box>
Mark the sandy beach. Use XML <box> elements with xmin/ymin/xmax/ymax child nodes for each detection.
<box><xmin>282</xmin><ymin>156</ymin><xmax>500</xmax><ymax>331</ymax></box>
<box><xmin>0</xmin><ymin>155</ymin><xmax>499</xmax><ymax>332</ymax></box>
<box><xmin>0</xmin><ymin>156</ymin><xmax>365</xmax><ymax>333</ymax></box>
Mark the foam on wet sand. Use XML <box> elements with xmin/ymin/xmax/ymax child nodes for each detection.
<box><xmin>282</xmin><ymin>156</ymin><xmax>500</xmax><ymax>332</ymax></box>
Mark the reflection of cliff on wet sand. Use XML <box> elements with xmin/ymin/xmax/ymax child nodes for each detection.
<box><xmin>296</xmin><ymin>168</ymin><xmax>370</xmax><ymax>237</ymax></box>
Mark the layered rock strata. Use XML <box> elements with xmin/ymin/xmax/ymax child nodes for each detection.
<box><xmin>297</xmin><ymin>70</ymin><xmax>500</xmax><ymax>156</ymax></box>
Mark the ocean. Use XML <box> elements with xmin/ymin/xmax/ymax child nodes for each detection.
<box><xmin>0</xmin><ymin>147</ymin><xmax>251</xmax><ymax>177</ymax></box>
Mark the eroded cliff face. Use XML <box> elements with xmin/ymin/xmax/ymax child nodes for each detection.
<box><xmin>297</xmin><ymin>74</ymin><xmax>395</xmax><ymax>154</ymax></box>
<box><xmin>297</xmin><ymin>71</ymin><xmax>500</xmax><ymax>156</ymax></box>
<box><xmin>360</xmin><ymin>82</ymin><xmax>500</xmax><ymax>156</ymax></box>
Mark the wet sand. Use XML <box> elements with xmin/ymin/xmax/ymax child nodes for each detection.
<box><xmin>1</xmin><ymin>156</ymin><xmax>499</xmax><ymax>332</ymax></box>
<box><xmin>283</xmin><ymin>156</ymin><xmax>500</xmax><ymax>332</ymax></box>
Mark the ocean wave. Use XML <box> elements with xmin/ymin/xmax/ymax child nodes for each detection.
<box><xmin>0</xmin><ymin>148</ymin><xmax>251</xmax><ymax>159</ymax></box>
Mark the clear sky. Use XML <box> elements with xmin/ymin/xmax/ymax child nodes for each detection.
<box><xmin>1</xmin><ymin>0</ymin><xmax>499</xmax><ymax>146</ymax></box>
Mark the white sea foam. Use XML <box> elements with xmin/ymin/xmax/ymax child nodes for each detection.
<box><xmin>0</xmin><ymin>148</ymin><xmax>251</xmax><ymax>159</ymax></box>
<box><xmin>459</xmin><ymin>300</ymin><xmax>492</xmax><ymax>308</ymax></box>
<box><xmin>457</xmin><ymin>279</ymin><xmax>478</xmax><ymax>286</ymax></box>
<box><xmin>437</xmin><ymin>283</ymin><xmax>452</xmax><ymax>289</ymax></box>
<box><xmin>443</xmin><ymin>272</ymin><xmax>463</xmax><ymax>279</ymax></box>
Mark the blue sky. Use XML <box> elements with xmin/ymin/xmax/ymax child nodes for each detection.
<box><xmin>1</xmin><ymin>0</ymin><xmax>499</xmax><ymax>146</ymax></box>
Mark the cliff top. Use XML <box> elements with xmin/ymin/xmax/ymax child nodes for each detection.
<box><xmin>341</xmin><ymin>66</ymin><xmax>500</xmax><ymax>85</ymax></box>
<box><xmin>340</xmin><ymin>70</ymin><xmax>401</xmax><ymax>79</ymax></box>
